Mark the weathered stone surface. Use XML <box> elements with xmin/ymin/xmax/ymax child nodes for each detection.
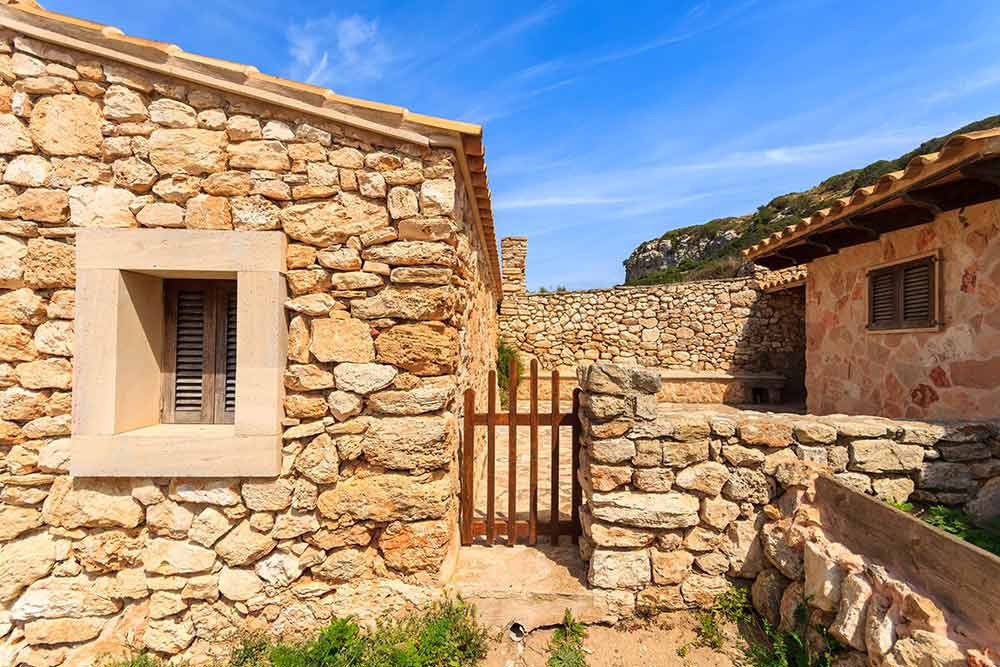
<box><xmin>830</xmin><ymin>573</ymin><xmax>871</xmax><ymax>651</ymax></box>
<box><xmin>242</xmin><ymin>478</ymin><xmax>294</xmax><ymax>511</ymax></box>
<box><xmin>0</xmin><ymin>505</ymin><xmax>43</xmax><ymax>540</ymax></box>
<box><xmin>333</xmin><ymin>362</ymin><xmax>397</xmax><ymax>394</ymax></box>
<box><xmin>700</xmin><ymin>496</ymin><xmax>741</xmax><ymax>531</ymax></box>
<box><xmin>327</xmin><ymin>390</ymin><xmax>363</xmax><ymax>421</ymax></box>
<box><xmin>419</xmin><ymin>178</ymin><xmax>455</xmax><ymax>216</ymax></box>
<box><xmin>313</xmin><ymin>546</ymin><xmax>375</xmax><ymax>583</ymax></box>
<box><xmin>74</xmin><ymin>530</ymin><xmax>143</xmax><ymax>573</ymax></box>
<box><xmin>11</xmin><ymin>575</ymin><xmax>121</xmax><ymax>621</ymax></box>
<box><xmin>284</xmin><ymin>364</ymin><xmax>335</xmax><ymax>391</ymax></box>
<box><xmin>169</xmin><ymin>479</ymin><xmax>241</xmax><ymax>506</ymax></box>
<box><xmin>631</xmin><ymin>467</ymin><xmax>675</xmax><ymax>492</ymax></box>
<box><xmin>281</xmin><ymin>198</ymin><xmax>387</xmax><ymax>246</ymax></box>
<box><xmin>214</xmin><ymin>521</ymin><xmax>275</xmax><ymax>566</ymax></box>
<box><xmin>15</xmin><ymin>357</ymin><xmax>71</xmax><ymax>389</ymax></box>
<box><xmin>739</xmin><ymin>419</ymin><xmax>794</xmax><ymax>448</ymax></box>
<box><xmin>760</xmin><ymin>522</ymin><xmax>803</xmax><ymax>580</ymax></box>
<box><xmin>803</xmin><ymin>541</ymin><xmax>842</xmax><ymax>612</ymax></box>
<box><xmin>723</xmin><ymin>468</ymin><xmax>772</xmax><ymax>504</ymax></box>
<box><xmin>29</xmin><ymin>95</ymin><xmax>102</xmax><ymax>156</ymax></box>
<box><xmin>43</xmin><ymin>477</ymin><xmax>143</xmax><ymax>529</ymax></box>
<box><xmin>882</xmin><ymin>630</ymin><xmax>965</xmax><ymax>667</ymax></box>
<box><xmin>143</xmin><ymin>538</ymin><xmax>217</xmax><ymax>575</ymax></box>
<box><xmin>650</xmin><ymin>548</ymin><xmax>693</xmax><ymax>585</ymax></box>
<box><xmin>145</xmin><ymin>615</ymin><xmax>195</xmax><ymax>654</ymax></box>
<box><xmin>363</xmin><ymin>414</ymin><xmax>454</xmax><ymax>472</ymax></box>
<box><xmin>0</xmin><ymin>114</ymin><xmax>33</xmax><ymax>153</ymax></box>
<box><xmin>374</xmin><ymin>322</ymin><xmax>457</xmax><ymax>375</ymax></box>
<box><xmin>352</xmin><ymin>285</ymin><xmax>452</xmax><ymax>321</ymax></box>
<box><xmin>147</xmin><ymin>500</ymin><xmax>194</xmax><ymax>539</ymax></box>
<box><xmin>317</xmin><ymin>470</ymin><xmax>450</xmax><ymax>523</ymax></box>
<box><xmin>24</xmin><ymin>617</ymin><xmax>106</xmax><ymax>646</ymax></box>
<box><xmin>68</xmin><ymin>185</ymin><xmax>135</xmax><ymax>227</ymax></box>
<box><xmin>231</xmin><ymin>194</ymin><xmax>280</xmax><ymax>230</ymax></box>
<box><xmin>22</xmin><ymin>239</ymin><xmax>74</xmax><ymax>288</ymax></box>
<box><xmin>752</xmin><ymin>568</ymin><xmax>789</xmax><ymax>626</ymax></box>
<box><xmin>589</xmin><ymin>548</ymin><xmax>650</xmax><ymax>589</ymax></box>
<box><xmin>674</xmin><ymin>461</ymin><xmax>730</xmax><ymax>496</ymax></box>
<box><xmin>367</xmin><ymin>383</ymin><xmax>451</xmax><ymax>415</ymax></box>
<box><xmin>136</xmin><ymin>201</ymin><xmax>183</xmax><ymax>227</ymax></box>
<box><xmin>918</xmin><ymin>461</ymin><xmax>976</xmax><ymax>491</ymax></box>
<box><xmin>661</xmin><ymin>439</ymin><xmax>710</xmax><ymax>467</ymax></box>
<box><xmin>680</xmin><ymin>574</ymin><xmax>728</xmax><ymax>607</ymax></box>
<box><xmin>849</xmin><ymin>440</ymin><xmax>923</xmax><ymax>473</ymax></box>
<box><xmin>590</xmin><ymin>491</ymin><xmax>699</xmax><ymax>529</ymax></box>
<box><xmin>189</xmin><ymin>507</ymin><xmax>232</xmax><ymax>548</ymax></box>
<box><xmin>4</xmin><ymin>155</ymin><xmax>50</xmax><ymax>187</ymax></box>
<box><xmin>872</xmin><ymin>477</ymin><xmax>915</xmax><ymax>504</ymax></box>
<box><xmin>0</xmin><ymin>532</ymin><xmax>57</xmax><ymax>602</ymax></box>
<box><xmin>228</xmin><ymin>140</ymin><xmax>289</xmax><ymax>171</ymax></box>
<box><xmin>185</xmin><ymin>194</ymin><xmax>231</xmax><ymax>229</ymax></box>
<box><xmin>218</xmin><ymin>566</ymin><xmax>263</xmax><ymax>601</ymax></box>
<box><xmin>148</xmin><ymin>129</ymin><xmax>227</xmax><ymax>175</ymax></box>
<box><xmin>310</xmin><ymin>317</ymin><xmax>375</xmax><ymax>363</ymax></box>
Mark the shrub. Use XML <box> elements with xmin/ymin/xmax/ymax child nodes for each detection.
<box><xmin>238</xmin><ymin>598</ymin><xmax>488</xmax><ymax>667</ymax></box>
<box><xmin>496</xmin><ymin>341</ymin><xmax>521</xmax><ymax>405</ymax></box>
<box><xmin>100</xmin><ymin>654</ymin><xmax>169</xmax><ymax>667</ymax></box>
<box><xmin>547</xmin><ymin>610</ymin><xmax>587</xmax><ymax>667</ymax></box>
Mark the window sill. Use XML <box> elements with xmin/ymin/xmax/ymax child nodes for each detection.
<box><xmin>71</xmin><ymin>424</ymin><xmax>281</xmax><ymax>478</ymax></box>
<box><xmin>865</xmin><ymin>324</ymin><xmax>944</xmax><ymax>335</ymax></box>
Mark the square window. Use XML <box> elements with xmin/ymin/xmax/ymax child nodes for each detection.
<box><xmin>72</xmin><ymin>229</ymin><xmax>287</xmax><ymax>477</ymax></box>
<box><xmin>867</xmin><ymin>255</ymin><xmax>938</xmax><ymax>331</ymax></box>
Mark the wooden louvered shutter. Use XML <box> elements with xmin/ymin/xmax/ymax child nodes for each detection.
<box><xmin>901</xmin><ymin>257</ymin><xmax>934</xmax><ymax>328</ymax></box>
<box><xmin>868</xmin><ymin>268</ymin><xmax>898</xmax><ymax>329</ymax></box>
<box><xmin>867</xmin><ymin>256</ymin><xmax>936</xmax><ymax>331</ymax></box>
<box><xmin>162</xmin><ymin>279</ymin><xmax>237</xmax><ymax>424</ymax></box>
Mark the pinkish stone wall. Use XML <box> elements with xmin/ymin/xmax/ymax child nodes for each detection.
<box><xmin>805</xmin><ymin>199</ymin><xmax>1000</xmax><ymax>419</ymax></box>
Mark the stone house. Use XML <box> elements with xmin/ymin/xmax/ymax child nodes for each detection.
<box><xmin>0</xmin><ymin>1</ymin><xmax>500</xmax><ymax>663</ymax></box>
<box><xmin>745</xmin><ymin>129</ymin><xmax>1000</xmax><ymax>420</ymax></box>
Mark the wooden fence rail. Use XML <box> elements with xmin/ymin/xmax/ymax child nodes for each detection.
<box><xmin>460</xmin><ymin>358</ymin><xmax>582</xmax><ymax>546</ymax></box>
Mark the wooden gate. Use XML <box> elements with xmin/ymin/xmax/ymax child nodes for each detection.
<box><xmin>460</xmin><ymin>359</ymin><xmax>582</xmax><ymax>546</ymax></box>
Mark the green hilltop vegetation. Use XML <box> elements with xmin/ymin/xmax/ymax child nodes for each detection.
<box><xmin>624</xmin><ymin>114</ymin><xmax>1000</xmax><ymax>286</ymax></box>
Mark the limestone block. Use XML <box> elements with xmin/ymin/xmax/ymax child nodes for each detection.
<box><xmin>0</xmin><ymin>532</ymin><xmax>57</xmax><ymax>602</ymax></box>
<box><xmin>218</xmin><ymin>566</ymin><xmax>263</xmax><ymax>601</ymax></box>
<box><xmin>148</xmin><ymin>129</ymin><xmax>227</xmax><ymax>175</ymax></box>
<box><xmin>849</xmin><ymin>440</ymin><xmax>923</xmax><ymax>473</ymax></box>
<box><xmin>143</xmin><ymin>538</ymin><xmax>216</xmax><ymax>575</ymax></box>
<box><xmin>68</xmin><ymin>185</ymin><xmax>136</xmax><ymax>228</ymax></box>
<box><xmin>589</xmin><ymin>549</ymin><xmax>650</xmax><ymax>589</ymax></box>
<box><xmin>699</xmin><ymin>496</ymin><xmax>740</xmax><ymax>531</ymax></box>
<box><xmin>739</xmin><ymin>419</ymin><xmax>794</xmax><ymax>448</ymax></box>
<box><xmin>42</xmin><ymin>477</ymin><xmax>143</xmax><ymax>529</ymax></box>
<box><xmin>379</xmin><ymin>518</ymin><xmax>451</xmax><ymax>574</ymax></box>
<box><xmin>589</xmin><ymin>490</ymin><xmax>699</xmax><ymax>529</ymax></box>
<box><xmin>830</xmin><ymin>573</ymin><xmax>872</xmax><ymax>651</ymax></box>
<box><xmin>29</xmin><ymin>95</ymin><xmax>102</xmax><ymax>156</ymax></box>
<box><xmin>309</xmin><ymin>317</ymin><xmax>375</xmax><ymax>363</ymax></box>
<box><xmin>367</xmin><ymin>384</ymin><xmax>452</xmax><ymax>416</ymax></box>
<box><xmin>169</xmin><ymin>479</ymin><xmax>241</xmax><ymax>506</ymax></box>
<box><xmin>632</xmin><ymin>467</ymin><xmax>675</xmax><ymax>492</ymax></box>
<box><xmin>146</xmin><ymin>500</ymin><xmax>194</xmax><ymax>539</ymax></box>
<box><xmin>723</xmin><ymin>468</ymin><xmax>772</xmax><ymax>504</ymax></box>
<box><xmin>313</xmin><ymin>546</ymin><xmax>376</xmax><ymax>583</ymax></box>
<box><xmin>0</xmin><ymin>113</ymin><xmax>33</xmax><ymax>153</ymax></box>
<box><xmin>242</xmin><ymin>478</ymin><xmax>294</xmax><ymax>511</ymax></box>
<box><xmin>333</xmin><ymin>362</ymin><xmax>397</xmax><ymax>394</ymax></box>
<box><xmin>214</xmin><ymin>521</ymin><xmax>276</xmax><ymax>567</ymax></box>
<box><xmin>316</xmin><ymin>470</ymin><xmax>450</xmax><ymax>523</ymax></box>
<box><xmin>680</xmin><ymin>574</ymin><xmax>728</xmax><ymax>607</ymax></box>
<box><xmin>760</xmin><ymin>521</ymin><xmax>803</xmax><ymax>580</ymax></box>
<box><xmin>752</xmin><ymin>568</ymin><xmax>789</xmax><ymax>626</ymax></box>
<box><xmin>374</xmin><ymin>322</ymin><xmax>458</xmax><ymax>375</ymax></box>
<box><xmin>11</xmin><ymin>575</ymin><xmax>121</xmax><ymax>620</ymax></box>
<box><xmin>803</xmin><ymin>541</ymin><xmax>842</xmax><ymax>612</ymax></box>
<box><xmin>363</xmin><ymin>414</ymin><xmax>455</xmax><ymax>472</ymax></box>
<box><xmin>674</xmin><ymin>461</ymin><xmax>730</xmax><ymax>495</ymax></box>
<box><xmin>650</xmin><ymin>549</ymin><xmax>693</xmax><ymax>585</ymax></box>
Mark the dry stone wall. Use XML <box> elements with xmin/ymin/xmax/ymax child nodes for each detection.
<box><xmin>0</xmin><ymin>31</ymin><xmax>496</xmax><ymax>667</ymax></box>
<box><xmin>575</xmin><ymin>362</ymin><xmax>1000</xmax><ymax>661</ymax></box>
<box><xmin>499</xmin><ymin>273</ymin><xmax>806</xmax><ymax>399</ymax></box>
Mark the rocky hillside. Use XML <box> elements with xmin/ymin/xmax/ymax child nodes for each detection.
<box><xmin>624</xmin><ymin>115</ymin><xmax>1000</xmax><ymax>285</ymax></box>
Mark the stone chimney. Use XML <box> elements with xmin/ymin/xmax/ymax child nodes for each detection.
<box><xmin>500</xmin><ymin>237</ymin><xmax>527</xmax><ymax>296</ymax></box>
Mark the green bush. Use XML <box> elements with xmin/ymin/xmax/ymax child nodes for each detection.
<box><xmin>496</xmin><ymin>341</ymin><xmax>521</xmax><ymax>405</ymax></box>
<box><xmin>547</xmin><ymin>610</ymin><xmax>587</xmax><ymax>667</ymax></box>
<box><xmin>238</xmin><ymin>599</ymin><xmax>488</xmax><ymax>667</ymax></box>
<box><xmin>922</xmin><ymin>505</ymin><xmax>1000</xmax><ymax>557</ymax></box>
<box><xmin>101</xmin><ymin>653</ymin><xmax>169</xmax><ymax>667</ymax></box>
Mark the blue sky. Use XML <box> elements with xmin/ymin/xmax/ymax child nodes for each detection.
<box><xmin>47</xmin><ymin>0</ymin><xmax>1000</xmax><ymax>289</ymax></box>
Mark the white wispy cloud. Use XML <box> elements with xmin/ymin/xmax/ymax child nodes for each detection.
<box><xmin>495</xmin><ymin>195</ymin><xmax>628</xmax><ymax>211</ymax></box>
<box><xmin>285</xmin><ymin>14</ymin><xmax>392</xmax><ymax>89</ymax></box>
<box><xmin>927</xmin><ymin>66</ymin><xmax>1000</xmax><ymax>103</ymax></box>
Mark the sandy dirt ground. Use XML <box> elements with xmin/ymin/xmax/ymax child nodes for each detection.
<box><xmin>483</xmin><ymin>612</ymin><xmax>744</xmax><ymax>667</ymax></box>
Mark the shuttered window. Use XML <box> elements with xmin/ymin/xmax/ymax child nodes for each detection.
<box><xmin>867</xmin><ymin>256</ymin><xmax>936</xmax><ymax>331</ymax></box>
<box><xmin>162</xmin><ymin>279</ymin><xmax>237</xmax><ymax>424</ymax></box>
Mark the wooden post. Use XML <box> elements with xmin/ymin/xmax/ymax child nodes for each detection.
<box><xmin>528</xmin><ymin>360</ymin><xmax>539</xmax><ymax>545</ymax></box>
<box><xmin>550</xmin><ymin>370</ymin><xmax>560</xmax><ymax>545</ymax></box>
<box><xmin>486</xmin><ymin>370</ymin><xmax>496</xmax><ymax>545</ymax></box>
<box><xmin>461</xmin><ymin>388</ymin><xmax>475</xmax><ymax>545</ymax></box>
<box><xmin>571</xmin><ymin>388</ymin><xmax>582</xmax><ymax>542</ymax></box>
<box><xmin>507</xmin><ymin>356</ymin><xmax>518</xmax><ymax>546</ymax></box>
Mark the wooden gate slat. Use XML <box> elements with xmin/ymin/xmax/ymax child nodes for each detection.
<box><xmin>507</xmin><ymin>356</ymin><xmax>518</xmax><ymax>546</ymax></box>
<box><xmin>550</xmin><ymin>370</ymin><xmax>561</xmax><ymax>546</ymax></box>
<box><xmin>528</xmin><ymin>360</ymin><xmax>539</xmax><ymax>545</ymax></box>
<box><xmin>486</xmin><ymin>371</ymin><xmax>497</xmax><ymax>545</ymax></box>
<box><xmin>461</xmin><ymin>388</ymin><xmax>475</xmax><ymax>545</ymax></box>
<box><xmin>571</xmin><ymin>387</ymin><xmax>582</xmax><ymax>542</ymax></box>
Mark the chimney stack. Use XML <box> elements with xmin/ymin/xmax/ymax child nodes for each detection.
<box><xmin>500</xmin><ymin>237</ymin><xmax>527</xmax><ymax>296</ymax></box>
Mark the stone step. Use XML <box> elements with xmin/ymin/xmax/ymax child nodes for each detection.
<box><xmin>448</xmin><ymin>544</ymin><xmax>625</xmax><ymax>633</ymax></box>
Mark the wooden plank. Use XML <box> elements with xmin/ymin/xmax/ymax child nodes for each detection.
<box><xmin>529</xmin><ymin>360</ymin><xmax>539</xmax><ymax>545</ymax></box>
<box><xmin>571</xmin><ymin>388</ymin><xmax>582</xmax><ymax>541</ymax></box>
<box><xmin>486</xmin><ymin>370</ymin><xmax>496</xmax><ymax>545</ymax></box>
<box><xmin>550</xmin><ymin>370</ymin><xmax>560</xmax><ymax>546</ymax></box>
<box><xmin>461</xmin><ymin>388</ymin><xmax>475</xmax><ymax>546</ymax></box>
<box><xmin>472</xmin><ymin>412</ymin><xmax>577</xmax><ymax>427</ymax></box>
<box><xmin>507</xmin><ymin>356</ymin><xmax>517</xmax><ymax>546</ymax></box>
<box><xmin>471</xmin><ymin>520</ymin><xmax>577</xmax><ymax>539</ymax></box>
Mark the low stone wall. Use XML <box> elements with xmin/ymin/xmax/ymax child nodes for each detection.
<box><xmin>575</xmin><ymin>362</ymin><xmax>1000</xmax><ymax>662</ymax></box>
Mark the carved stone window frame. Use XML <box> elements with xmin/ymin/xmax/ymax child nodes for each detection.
<box><xmin>71</xmin><ymin>229</ymin><xmax>287</xmax><ymax>477</ymax></box>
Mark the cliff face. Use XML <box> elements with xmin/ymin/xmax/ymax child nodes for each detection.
<box><xmin>623</xmin><ymin>114</ymin><xmax>1000</xmax><ymax>285</ymax></box>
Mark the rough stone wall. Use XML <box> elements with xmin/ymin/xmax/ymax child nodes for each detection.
<box><xmin>499</xmin><ymin>275</ymin><xmax>805</xmax><ymax>383</ymax></box>
<box><xmin>575</xmin><ymin>363</ymin><xmax>1000</xmax><ymax>623</ymax></box>
<box><xmin>499</xmin><ymin>236</ymin><xmax>526</xmax><ymax>297</ymax></box>
<box><xmin>806</xmin><ymin>199</ymin><xmax>1000</xmax><ymax>419</ymax></box>
<box><xmin>0</xmin><ymin>32</ymin><xmax>496</xmax><ymax>666</ymax></box>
